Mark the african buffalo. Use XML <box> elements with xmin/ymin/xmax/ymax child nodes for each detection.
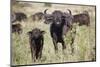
<box><xmin>27</xmin><ymin>28</ymin><xmax>45</xmax><ymax>61</ymax></box>
<box><xmin>44</xmin><ymin>9</ymin><xmax>73</xmax><ymax>53</ymax></box>
<box><xmin>12</xmin><ymin>12</ymin><xmax>27</xmax><ymax>23</ymax></box>
<box><xmin>73</xmin><ymin>11</ymin><xmax>90</xmax><ymax>26</ymax></box>
<box><xmin>12</xmin><ymin>23</ymin><xmax>22</xmax><ymax>34</ymax></box>
<box><xmin>31</xmin><ymin>12</ymin><xmax>44</xmax><ymax>21</ymax></box>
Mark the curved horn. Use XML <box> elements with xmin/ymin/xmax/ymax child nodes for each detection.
<box><xmin>67</xmin><ymin>9</ymin><xmax>72</xmax><ymax>15</ymax></box>
<box><xmin>44</xmin><ymin>9</ymin><xmax>48</xmax><ymax>14</ymax></box>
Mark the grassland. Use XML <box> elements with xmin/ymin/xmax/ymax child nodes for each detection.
<box><xmin>11</xmin><ymin>2</ymin><xmax>96</xmax><ymax>65</ymax></box>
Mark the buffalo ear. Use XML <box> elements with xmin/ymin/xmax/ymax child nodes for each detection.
<box><xmin>41</xmin><ymin>31</ymin><xmax>45</xmax><ymax>35</ymax></box>
<box><xmin>27</xmin><ymin>31</ymin><xmax>32</xmax><ymax>36</ymax></box>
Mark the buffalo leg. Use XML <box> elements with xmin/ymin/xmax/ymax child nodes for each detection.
<box><xmin>38</xmin><ymin>38</ymin><xmax>44</xmax><ymax>59</ymax></box>
<box><xmin>61</xmin><ymin>39</ymin><xmax>66</xmax><ymax>50</ymax></box>
<box><xmin>36</xmin><ymin>50</ymin><xmax>39</xmax><ymax>60</ymax></box>
<box><xmin>39</xmin><ymin>45</ymin><xmax>43</xmax><ymax>59</ymax></box>
<box><xmin>30</xmin><ymin>44</ymin><xmax>36</xmax><ymax>62</ymax></box>
<box><xmin>30</xmin><ymin>47</ymin><xmax>35</xmax><ymax>62</ymax></box>
<box><xmin>52</xmin><ymin>33</ymin><xmax>58</xmax><ymax>53</ymax></box>
<box><xmin>53</xmin><ymin>39</ymin><xmax>58</xmax><ymax>53</ymax></box>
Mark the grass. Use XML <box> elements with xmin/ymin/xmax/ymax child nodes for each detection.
<box><xmin>11</xmin><ymin>2</ymin><xmax>96</xmax><ymax>65</ymax></box>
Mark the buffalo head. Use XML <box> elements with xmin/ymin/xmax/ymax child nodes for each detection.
<box><xmin>28</xmin><ymin>28</ymin><xmax>45</xmax><ymax>39</ymax></box>
<box><xmin>44</xmin><ymin>9</ymin><xmax>73</xmax><ymax>28</ymax></box>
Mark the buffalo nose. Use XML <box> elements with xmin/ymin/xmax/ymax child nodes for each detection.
<box><xmin>56</xmin><ymin>22</ymin><xmax>60</xmax><ymax>24</ymax></box>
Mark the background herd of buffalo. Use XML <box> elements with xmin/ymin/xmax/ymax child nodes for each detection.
<box><xmin>12</xmin><ymin>9</ymin><xmax>90</xmax><ymax>62</ymax></box>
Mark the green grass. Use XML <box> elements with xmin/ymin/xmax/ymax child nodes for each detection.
<box><xmin>12</xmin><ymin>2</ymin><xmax>96</xmax><ymax>65</ymax></box>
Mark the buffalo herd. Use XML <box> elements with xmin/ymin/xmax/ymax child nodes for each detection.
<box><xmin>12</xmin><ymin>9</ymin><xmax>90</xmax><ymax>61</ymax></box>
